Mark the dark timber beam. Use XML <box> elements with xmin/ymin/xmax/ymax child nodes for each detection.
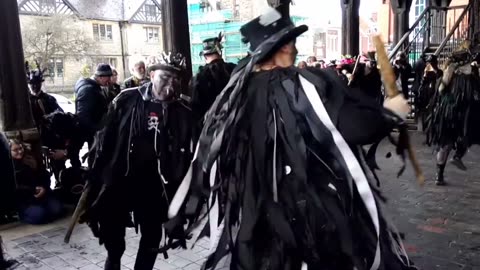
<box><xmin>341</xmin><ymin>0</ymin><xmax>360</xmax><ymax>56</ymax></box>
<box><xmin>0</xmin><ymin>0</ymin><xmax>38</xmax><ymax>145</ymax></box>
<box><xmin>391</xmin><ymin>0</ymin><xmax>413</xmax><ymax>48</ymax></box>
<box><xmin>161</xmin><ymin>0</ymin><xmax>193</xmax><ymax>82</ymax></box>
<box><xmin>428</xmin><ymin>0</ymin><xmax>453</xmax><ymax>7</ymax></box>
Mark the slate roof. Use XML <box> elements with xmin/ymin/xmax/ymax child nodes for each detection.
<box><xmin>19</xmin><ymin>0</ymin><xmax>155</xmax><ymax>21</ymax></box>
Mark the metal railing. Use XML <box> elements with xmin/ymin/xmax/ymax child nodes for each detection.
<box><xmin>388</xmin><ymin>5</ymin><xmax>472</xmax><ymax>66</ymax></box>
<box><xmin>434</xmin><ymin>3</ymin><xmax>472</xmax><ymax>67</ymax></box>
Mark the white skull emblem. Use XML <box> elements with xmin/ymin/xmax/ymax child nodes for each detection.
<box><xmin>148</xmin><ymin>115</ymin><xmax>160</xmax><ymax>132</ymax></box>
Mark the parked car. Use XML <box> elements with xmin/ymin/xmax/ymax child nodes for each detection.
<box><xmin>50</xmin><ymin>93</ymin><xmax>75</xmax><ymax>114</ymax></box>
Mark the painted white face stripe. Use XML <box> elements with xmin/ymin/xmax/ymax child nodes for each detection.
<box><xmin>299</xmin><ymin>75</ymin><xmax>381</xmax><ymax>270</ymax></box>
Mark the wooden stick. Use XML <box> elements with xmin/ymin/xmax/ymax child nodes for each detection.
<box><xmin>348</xmin><ymin>55</ymin><xmax>361</xmax><ymax>86</ymax></box>
<box><xmin>373</xmin><ymin>35</ymin><xmax>425</xmax><ymax>185</ymax></box>
<box><xmin>64</xmin><ymin>185</ymin><xmax>90</xmax><ymax>243</ymax></box>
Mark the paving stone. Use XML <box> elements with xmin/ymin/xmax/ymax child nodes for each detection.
<box><xmin>79</xmin><ymin>263</ymin><xmax>104</xmax><ymax>270</ymax></box>
<box><xmin>3</xmin><ymin>134</ymin><xmax>480</xmax><ymax>269</ymax></box>
<box><xmin>39</xmin><ymin>256</ymin><xmax>70</xmax><ymax>268</ymax></box>
<box><xmin>182</xmin><ymin>262</ymin><xmax>202</xmax><ymax>270</ymax></box>
<box><xmin>154</xmin><ymin>259</ymin><xmax>179</xmax><ymax>270</ymax></box>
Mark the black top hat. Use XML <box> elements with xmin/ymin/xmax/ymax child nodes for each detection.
<box><xmin>240</xmin><ymin>7</ymin><xmax>308</xmax><ymax>62</ymax></box>
<box><xmin>95</xmin><ymin>64</ymin><xmax>113</xmax><ymax>77</ymax></box>
<box><xmin>200</xmin><ymin>33</ymin><xmax>224</xmax><ymax>57</ymax></box>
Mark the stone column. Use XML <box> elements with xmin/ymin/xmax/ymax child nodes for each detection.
<box><xmin>161</xmin><ymin>0</ymin><xmax>193</xmax><ymax>82</ymax></box>
<box><xmin>341</xmin><ymin>0</ymin><xmax>361</xmax><ymax>56</ymax></box>
<box><xmin>0</xmin><ymin>0</ymin><xmax>39</xmax><ymax>148</ymax></box>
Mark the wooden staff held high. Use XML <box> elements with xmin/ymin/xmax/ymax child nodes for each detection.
<box><xmin>373</xmin><ymin>35</ymin><xmax>425</xmax><ymax>185</ymax></box>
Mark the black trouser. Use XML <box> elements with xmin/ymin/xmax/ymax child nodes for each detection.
<box><xmin>102</xmin><ymin>207</ymin><xmax>164</xmax><ymax>270</ymax></box>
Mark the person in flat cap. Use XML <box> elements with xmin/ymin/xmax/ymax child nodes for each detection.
<box><xmin>168</xmin><ymin>7</ymin><xmax>417</xmax><ymax>270</ymax></box>
<box><xmin>70</xmin><ymin>63</ymin><xmax>112</xmax><ymax>168</ymax></box>
<box><xmin>80</xmin><ymin>53</ymin><xmax>192</xmax><ymax>270</ymax></box>
<box><xmin>191</xmin><ymin>33</ymin><xmax>237</xmax><ymax>145</ymax></box>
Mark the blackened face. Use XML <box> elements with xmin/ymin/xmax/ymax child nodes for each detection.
<box><xmin>151</xmin><ymin>69</ymin><xmax>181</xmax><ymax>101</ymax></box>
<box><xmin>29</xmin><ymin>82</ymin><xmax>42</xmax><ymax>94</ymax></box>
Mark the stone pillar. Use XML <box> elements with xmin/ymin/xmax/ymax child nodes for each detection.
<box><xmin>391</xmin><ymin>0</ymin><xmax>413</xmax><ymax>48</ymax></box>
<box><xmin>341</xmin><ymin>0</ymin><xmax>360</xmax><ymax>56</ymax></box>
<box><xmin>0</xmin><ymin>0</ymin><xmax>39</xmax><ymax>147</ymax></box>
<box><xmin>161</xmin><ymin>0</ymin><xmax>193</xmax><ymax>81</ymax></box>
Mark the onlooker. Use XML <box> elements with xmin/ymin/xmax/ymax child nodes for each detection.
<box><xmin>297</xmin><ymin>61</ymin><xmax>307</xmax><ymax>69</ymax></box>
<box><xmin>10</xmin><ymin>140</ymin><xmax>63</xmax><ymax>225</ymax></box>
<box><xmin>123</xmin><ymin>59</ymin><xmax>149</xmax><ymax>89</ymax></box>
<box><xmin>318</xmin><ymin>59</ymin><xmax>326</xmax><ymax>68</ymax></box>
<box><xmin>393</xmin><ymin>52</ymin><xmax>413</xmax><ymax>98</ymax></box>
<box><xmin>0</xmin><ymin>132</ymin><xmax>16</xmax><ymax>223</ymax></box>
<box><xmin>72</xmin><ymin>64</ymin><xmax>112</xmax><ymax>167</ymax></box>
<box><xmin>307</xmin><ymin>56</ymin><xmax>317</xmax><ymax>66</ymax></box>
<box><xmin>108</xmin><ymin>67</ymin><xmax>121</xmax><ymax>103</ymax></box>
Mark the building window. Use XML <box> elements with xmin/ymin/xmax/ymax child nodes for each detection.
<box><xmin>46</xmin><ymin>58</ymin><xmax>64</xmax><ymax>78</ymax></box>
<box><xmin>327</xmin><ymin>35</ymin><xmax>338</xmax><ymax>52</ymax></box>
<box><xmin>145</xmin><ymin>4</ymin><xmax>157</xmax><ymax>18</ymax></box>
<box><xmin>92</xmin><ymin>57</ymin><xmax>117</xmax><ymax>71</ymax></box>
<box><xmin>93</xmin><ymin>23</ymin><xmax>113</xmax><ymax>41</ymax></box>
<box><xmin>145</xmin><ymin>27</ymin><xmax>160</xmax><ymax>43</ymax></box>
<box><xmin>39</xmin><ymin>0</ymin><xmax>55</xmax><ymax>13</ymax></box>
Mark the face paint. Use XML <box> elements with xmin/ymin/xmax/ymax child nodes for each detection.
<box><xmin>152</xmin><ymin>69</ymin><xmax>181</xmax><ymax>101</ymax></box>
<box><xmin>29</xmin><ymin>82</ymin><xmax>42</xmax><ymax>94</ymax></box>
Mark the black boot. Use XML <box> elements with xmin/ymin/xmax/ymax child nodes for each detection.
<box><xmin>0</xmin><ymin>259</ymin><xmax>19</xmax><ymax>270</ymax></box>
<box><xmin>451</xmin><ymin>156</ymin><xmax>467</xmax><ymax>171</ymax></box>
<box><xmin>104</xmin><ymin>257</ymin><xmax>121</xmax><ymax>270</ymax></box>
<box><xmin>435</xmin><ymin>164</ymin><xmax>446</xmax><ymax>186</ymax></box>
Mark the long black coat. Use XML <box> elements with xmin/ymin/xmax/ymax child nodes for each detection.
<box><xmin>29</xmin><ymin>91</ymin><xmax>63</xmax><ymax>127</ymax></box>
<box><xmin>191</xmin><ymin>59</ymin><xmax>236</xmax><ymax>144</ymax></box>
<box><xmin>84</xmin><ymin>83</ymin><xmax>193</xmax><ymax>230</ymax></box>
<box><xmin>175</xmin><ymin>67</ymin><xmax>414</xmax><ymax>270</ymax></box>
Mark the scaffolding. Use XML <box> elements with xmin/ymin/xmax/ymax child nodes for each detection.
<box><xmin>188</xmin><ymin>3</ymin><xmax>307</xmax><ymax>72</ymax></box>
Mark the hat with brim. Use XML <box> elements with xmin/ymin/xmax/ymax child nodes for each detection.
<box><xmin>240</xmin><ymin>8</ymin><xmax>308</xmax><ymax>63</ymax></box>
<box><xmin>200</xmin><ymin>37</ymin><xmax>223</xmax><ymax>57</ymax></box>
